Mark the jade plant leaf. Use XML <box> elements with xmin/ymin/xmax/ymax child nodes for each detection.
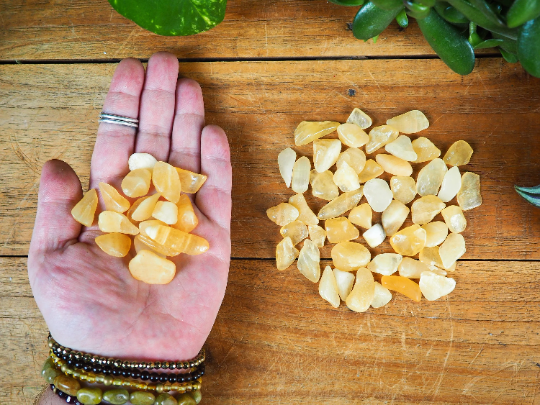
<box><xmin>515</xmin><ymin>185</ymin><xmax>540</xmax><ymax>207</ymax></box>
<box><xmin>108</xmin><ymin>0</ymin><xmax>227</xmax><ymax>36</ymax></box>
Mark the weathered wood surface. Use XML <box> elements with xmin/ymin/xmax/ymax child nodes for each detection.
<box><xmin>0</xmin><ymin>0</ymin><xmax>437</xmax><ymax>61</ymax></box>
<box><xmin>1</xmin><ymin>257</ymin><xmax>539</xmax><ymax>404</ymax></box>
<box><xmin>1</xmin><ymin>59</ymin><xmax>540</xmax><ymax>259</ymax></box>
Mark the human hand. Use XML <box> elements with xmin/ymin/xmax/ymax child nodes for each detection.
<box><xmin>28</xmin><ymin>52</ymin><xmax>232</xmax><ymax>362</ymax></box>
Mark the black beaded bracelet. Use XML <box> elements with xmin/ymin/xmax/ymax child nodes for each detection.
<box><xmin>52</xmin><ymin>348</ymin><xmax>205</xmax><ymax>383</ymax></box>
<box><xmin>48</xmin><ymin>334</ymin><xmax>205</xmax><ymax>370</ymax></box>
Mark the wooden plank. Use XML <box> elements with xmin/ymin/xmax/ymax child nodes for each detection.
<box><xmin>2</xmin><ymin>258</ymin><xmax>539</xmax><ymax>404</ymax></box>
<box><xmin>1</xmin><ymin>59</ymin><xmax>540</xmax><ymax>259</ymax></box>
<box><xmin>0</xmin><ymin>0</ymin><xmax>438</xmax><ymax>61</ymax></box>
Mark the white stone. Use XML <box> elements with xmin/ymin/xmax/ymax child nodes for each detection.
<box><xmin>333</xmin><ymin>268</ymin><xmax>355</xmax><ymax>301</ymax></box>
<box><xmin>347</xmin><ymin>108</ymin><xmax>372</xmax><ymax>129</ymax></box>
<box><xmin>438</xmin><ymin>166</ymin><xmax>461</xmax><ymax>202</ymax></box>
<box><xmin>419</xmin><ymin>271</ymin><xmax>456</xmax><ymax>301</ymax></box>
<box><xmin>367</xmin><ymin>253</ymin><xmax>403</xmax><ymax>276</ymax></box>
<box><xmin>319</xmin><ymin>266</ymin><xmax>340</xmax><ymax>308</ymax></box>
<box><xmin>371</xmin><ymin>282</ymin><xmax>392</xmax><ymax>308</ymax></box>
<box><xmin>333</xmin><ymin>162</ymin><xmax>360</xmax><ymax>192</ymax></box>
<box><xmin>278</xmin><ymin>147</ymin><xmax>297</xmax><ymax>188</ymax></box>
<box><xmin>416</xmin><ymin>158</ymin><xmax>448</xmax><ymax>196</ymax></box>
<box><xmin>313</xmin><ymin>139</ymin><xmax>342</xmax><ymax>173</ymax></box>
<box><xmin>364</xmin><ymin>178</ymin><xmax>393</xmax><ymax>212</ymax></box>
<box><xmin>384</xmin><ymin>135</ymin><xmax>418</xmax><ymax>161</ymax></box>
<box><xmin>128</xmin><ymin>153</ymin><xmax>158</xmax><ymax>171</ymax></box>
<box><xmin>362</xmin><ymin>223</ymin><xmax>386</xmax><ymax>248</ymax></box>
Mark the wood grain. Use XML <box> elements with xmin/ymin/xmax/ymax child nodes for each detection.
<box><xmin>0</xmin><ymin>0</ymin><xmax>439</xmax><ymax>61</ymax></box>
<box><xmin>1</xmin><ymin>59</ymin><xmax>540</xmax><ymax>259</ymax></box>
<box><xmin>2</xmin><ymin>257</ymin><xmax>539</xmax><ymax>404</ymax></box>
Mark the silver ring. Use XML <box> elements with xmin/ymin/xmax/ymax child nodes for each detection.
<box><xmin>99</xmin><ymin>112</ymin><xmax>139</xmax><ymax>128</ymax></box>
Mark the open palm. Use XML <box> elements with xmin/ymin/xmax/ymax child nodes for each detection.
<box><xmin>27</xmin><ymin>52</ymin><xmax>232</xmax><ymax>362</ymax></box>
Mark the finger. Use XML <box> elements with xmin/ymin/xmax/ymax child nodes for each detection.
<box><xmin>90</xmin><ymin>58</ymin><xmax>145</xmax><ymax>189</ymax></box>
<box><xmin>195</xmin><ymin>125</ymin><xmax>232</xmax><ymax>231</ymax></box>
<box><xmin>29</xmin><ymin>160</ymin><xmax>83</xmax><ymax>259</ymax></box>
<box><xmin>168</xmin><ymin>78</ymin><xmax>205</xmax><ymax>173</ymax></box>
<box><xmin>135</xmin><ymin>52</ymin><xmax>179</xmax><ymax>161</ymax></box>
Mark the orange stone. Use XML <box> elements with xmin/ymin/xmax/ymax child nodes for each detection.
<box><xmin>381</xmin><ymin>275</ymin><xmax>422</xmax><ymax>302</ymax></box>
<box><xmin>153</xmin><ymin>161</ymin><xmax>181</xmax><ymax>203</ymax></box>
<box><xmin>71</xmin><ymin>189</ymin><xmax>98</xmax><ymax>227</ymax></box>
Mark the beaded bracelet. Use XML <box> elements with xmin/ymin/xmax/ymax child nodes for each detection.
<box><xmin>51</xmin><ymin>354</ymin><xmax>202</xmax><ymax>394</ymax></box>
<box><xmin>51</xmin><ymin>350</ymin><xmax>205</xmax><ymax>383</ymax></box>
<box><xmin>49</xmin><ymin>335</ymin><xmax>205</xmax><ymax>370</ymax></box>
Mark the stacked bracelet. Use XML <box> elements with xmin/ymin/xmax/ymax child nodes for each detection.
<box><xmin>42</xmin><ymin>335</ymin><xmax>205</xmax><ymax>405</ymax></box>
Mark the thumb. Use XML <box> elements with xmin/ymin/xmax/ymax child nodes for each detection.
<box><xmin>30</xmin><ymin>159</ymin><xmax>83</xmax><ymax>255</ymax></box>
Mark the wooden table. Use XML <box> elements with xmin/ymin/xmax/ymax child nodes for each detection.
<box><xmin>1</xmin><ymin>1</ymin><xmax>540</xmax><ymax>403</ymax></box>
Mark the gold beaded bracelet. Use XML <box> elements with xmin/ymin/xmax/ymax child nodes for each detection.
<box><xmin>50</xmin><ymin>352</ymin><xmax>202</xmax><ymax>394</ymax></box>
<box><xmin>48</xmin><ymin>334</ymin><xmax>205</xmax><ymax>370</ymax></box>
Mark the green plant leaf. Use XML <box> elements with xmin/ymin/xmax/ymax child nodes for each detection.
<box><xmin>515</xmin><ymin>185</ymin><xmax>540</xmax><ymax>207</ymax></box>
<box><xmin>108</xmin><ymin>0</ymin><xmax>227</xmax><ymax>36</ymax></box>
<box><xmin>473</xmin><ymin>38</ymin><xmax>504</xmax><ymax>48</ymax></box>
<box><xmin>329</xmin><ymin>0</ymin><xmax>365</xmax><ymax>5</ymax></box>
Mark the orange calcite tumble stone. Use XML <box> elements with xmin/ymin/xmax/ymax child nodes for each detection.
<box><xmin>318</xmin><ymin>189</ymin><xmax>363</xmax><ymax>220</ymax></box>
<box><xmin>331</xmin><ymin>241</ymin><xmax>370</xmax><ymax>271</ymax></box>
<box><xmin>294</xmin><ymin>121</ymin><xmax>340</xmax><ymax>146</ymax></box>
<box><xmin>308</xmin><ymin>224</ymin><xmax>327</xmax><ymax>247</ymax></box>
<box><xmin>381</xmin><ymin>275</ymin><xmax>422</xmax><ymax>302</ymax></box>
<box><xmin>337</xmin><ymin>123</ymin><xmax>369</xmax><ymax>148</ymax></box>
<box><xmin>390</xmin><ymin>224</ymin><xmax>427</xmax><ymax>256</ymax></box>
<box><xmin>153</xmin><ymin>161</ymin><xmax>181</xmax><ymax>203</ymax></box>
<box><xmin>121</xmin><ymin>168</ymin><xmax>152</xmax><ymax>198</ymax></box>
<box><xmin>129</xmin><ymin>250</ymin><xmax>176</xmax><ymax>285</ymax></box>
<box><xmin>134</xmin><ymin>234</ymin><xmax>180</xmax><ymax>257</ymax></box>
<box><xmin>95</xmin><ymin>233</ymin><xmax>132</xmax><ymax>257</ymax></box>
<box><xmin>131</xmin><ymin>193</ymin><xmax>161</xmax><ymax>222</ymax></box>
<box><xmin>267</xmin><ymin>203</ymin><xmax>299</xmax><ymax>226</ymax></box>
<box><xmin>319</xmin><ymin>266</ymin><xmax>340</xmax><ymax>308</ymax></box>
<box><xmin>276</xmin><ymin>237</ymin><xmax>299</xmax><ymax>270</ymax></box>
<box><xmin>139</xmin><ymin>219</ymin><xmax>167</xmax><ymax>237</ymax></box>
<box><xmin>348</xmin><ymin>203</ymin><xmax>372</xmax><ymax>229</ymax></box>
<box><xmin>357</xmin><ymin>159</ymin><xmax>384</xmax><ymax>183</ymax></box>
<box><xmin>346</xmin><ymin>268</ymin><xmax>375</xmax><ymax>312</ymax></box>
<box><xmin>152</xmin><ymin>201</ymin><xmax>178</xmax><ymax>225</ymax></box>
<box><xmin>98</xmin><ymin>211</ymin><xmax>140</xmax><ymax>235</ymax></box>
<box><xmin>325</xmin><ymin>217</ymin><xmax>360</xmax><ymax>243</ymax></box>
<box><xmin>289</xmin><ymin>194</ymin><xmax>319</xmax><ymax>226</ymax></box>
<box><xmin>173</xmin><ymin>194</ymin><xmax>199</xmax><ymax>233</ymax></box>
<box><xmin>280</xmin><ymin>220</ymin><xmax>308</xmax><ymax>245</ymax></box>
<box><xmin>146</xmin><ymin>224</ymin><xmax>209</xmax><ymax>256</ymax></box>
<box><xmin>366</xmin><ymin>125</ymin><xmax>399</xmax><ymax>154</ymax></box>
<box><xmin>99</xmin><ymin>183</ymin><xmax>130</xmax><ymax>213</ymax></box>
<box><xmin>71</xmin><ymin>189</ymin><xmax>98</xmax><ymax>227</ymax></box>
<box><xmin>175</xmin><ymin>168</ymin><xmax>207</xmax><ymax>193</ymax></box>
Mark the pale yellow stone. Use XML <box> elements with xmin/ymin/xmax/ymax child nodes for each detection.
<box><xmin>266</xmin><ymin>203</ymin><xmax>299</xmax><ymax>226</ymax></box>
<box><xmin>368</xmin><ymin>253</ymin><xmax>402</xmax><ymax>276</ymax></box>
<box><xmin>308</xmin><ymin>224</ymin><xmax>327</xmax><ymax>247</ymax></box>
<box><xmin>347</xmin><ymin>108</ymin><xmax>372</xmax><ymax>129</ymax></box>
<box><xmin>333</xmin><ymin>268</ymin><xmax>355</xmax><ymax>301</ymax></box>
<box><xmin>98</xmin><ymin>211</ymin><xmax>140</xmax><ymax>235</ymax></box>
<box><xmin>438</xmin><ymin>166</ymin><xmax>461</xmax><ymax>203</ymax></box>
<box><xmin>390</xmin><ymin>224</ymin><xmax>427</xmax><ymax>256</ymax></box>
<box><xmin>443</xmin><ymin>140</ymin><xmax>473</xmax><ymax>166</ymax></box>
<box><xmin>439</xmin><ymin>233</ymin><xmax>466</xmax><ymax>268</ymax></box>
<box><xmin>412</xmin><ymin>137</ymin><xmax>441</xmax><ymax>163</ymax></box>
<box><xmin>278</xmin><ymin>147</ymin><xmax>296</xmax><ymax>188</ymax></box>
<box><xmin>318</xmin><ymin>188</ymin><xmax>363</xmax><ymax>220</ymax></box>
<box><xmin>346</xmin><ymin>268</ymin><xmax>375</xmax><ymax>312</ymax></box>
<box><xmin>421</xmin><ymin>221</ymin><xmax>448</xmax><ymax>247</ymax></box>
<box><xmin>364</xmin><ymin>178</ymin><xmax>393</xmax><ymax>212</ymax></box>
<box><xmin>336</xmin><ymin>147</ymin><xmax>367</xmax><ymax>174</ymax></box>
<box><xmin>366</xmin><ymin>125</ymin><xmax>399</xmax><ymax>154</ymax></box>
<box><xmin>458</xmin><ymin>172</ymin><xmax>482</xmax><ymax>211</ymax></box>
<box><xmin>310</xmin><ymin>170</ymin><xmax>339</xmax><ymax>201</ymax></box>
<box><xmin>121</xmin><ymin>168</ymin><xmax>152</xmax><ymax>198</ymax></box>
<box><xmin>289</xmin><ymin>193</ymin><xmax>319</xmax><ymax>225</ymax></box>
<box><xmin>129</xmin><ymin>250</ymin><xmax>176</xmax><ymax>285</ymax></box>
<box><xmin>133</xmin><ymin>235</ymin><xmax>167</xmax><ymax>257</ymax></box>
<box><xmin>381</xmin><ymin>200</ymin><xmax>410</xmax><ymax>236</ymax></box>
<box><xmin>376</xmin><ymin>154</ymin><xmax>413</xmax><ymax>176</ymax></box>
<box><xmin>95</xmin><ymin>233</ymin><xmax>131</xmax><ymax>258</ymax></box>
<box><xmin>398</xmin><ymin>257</ymin><xmax>431</xmax><ymax>278</ymax></box>
<box><xmin>385</xmin><ymin>135</ymin><xmax>417</xmax><ymax>161</ymax></box>
<box><xmin>348</xmin><ymin>203</ymin><xmax>372</xmax><ymax>229</ymax></box>
<box><xmin>146</xmin><ymin>224</ymin><xmax>209</xmax><ymax>255</ymax></box>
<box><xmin>386</xmin><ymin>110</ymin><xmax>429</xmax><ymax>134</ymax></box>
<box><xmin>419</xmin><ymin>271</ymin><xmax>456</xmax><ymax>301</ymax></box>
<box><xmin>99</xmin><ymin>183</ymin><xmax>130</xmax><ymax>213</ymax></box>
<box><xmin>325</xmin><ymin>217</ymin><xmax>359</xmax><ymax>243</ymax></box>
<box><xmin>371</xmin><ymin>282</ymin><xmax>392</xmax><ymax>308</ymax></box>
<box><xmin>337</xmin><ymin>123</ymin><xmax>369</xmax><ymax>148</ymax></box>
<box><xmin>276</xmin><ymin>237</ymin><xmax>299</xmax><ymax>271</ymax></box>
<box><xmin>173</xmin><ymin>194</ymin><xmax>198</xmax><ymax>233</ymax></box>
<box><xmin>416</xmin><ymin>158</ymin><xmax>447</xmax><ymax>196</ymax></box>
<box><xmin>291</xmin><ymin>156</ymin><xmax>311</xmax><ymax>194</ymax></box>
<box><xmin>331</xmin><ymin>241</ymin><xmax>371</xmax><ymax>271</ymax></box>
<box><xmin>390</xmin><ymin>176</ymin><xmax>417</xmax><ymax>205</ymax></box>
<box><xmin>139</xmin><ymin>219</ymin><xmax>167</xmax><ymax>238</ymax></box>
<box><xmin>131</xmin><ymin>193</ymin><xmax>161</xmax><ymax>222</ymax></box>
<box><xmin>175</xmin><ymin>168</ymin><xmax>207</xmax><ymax>194</ymax></box>
<box><xmin>71</xmin><ymin>189</ymin><xmax>98</xmax><ymax>227</ymax></box>
<box><xmin>297</xmin><ymin>239</ymin><xmax>321</xmax><ymax>282</ymax></box>
<box><xmin>128</xmin><ymin>152</ymin><xmax>158</xmax><ymax>171</ymax></box>
<box><xmin>280</xmin><ymin>220</ymin><xmax>308</xmax><ymax>245</ymax></box>
<box><xmin>419</xmin><ymin>246</ymin><xmax>456</xmax><ymax>271</ymax></box>
<box><xmin>428</xmin><ymin>266</ymin><xmax>448</xmax><ymax>276</ymax></box>
<box><xmin>152</xmin><ymin>162</ymin><xmax>181</xmax><ymax>203</ymax></box>
<box><xmin>357</xmin><ymin>160</ymin><xmax>384</xmax><ymax>183</ymax></box>
<box><xmin>333</xmin><ymin>162</ymin><xmax>360</xmax><ymax>192</ymax></box>
<box><xmin>319</xmin><ymin>266</ymin><xmax>340</xmax><ymax>308</ymax></box>
<box><xmin>363</xmin><ymin>223</ymin><xmax>386</xmax><ymax>248</ymax></box>
<box><xmin>411</xmin><ymin>196</ymin><xmax>446</xmax><ymax>225</ymax></box>
<box><xmin>441</xmin><ymin>205</ymin><xmax>467</xmax><ymax>233</ymax></box>
<box><xmin>294</xmin><ymin>121</ymin><xmax>340</xmax><ymax>146</ymax></box>
<box><xmin>152</xmin><ymin>201</ymin><xmax>178</xmax><ymax>225</ymax></box>
<box><xmin>313</xmin><ymin>139</ymin><xmax>342</xmax><ymax>173</ymax></box>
